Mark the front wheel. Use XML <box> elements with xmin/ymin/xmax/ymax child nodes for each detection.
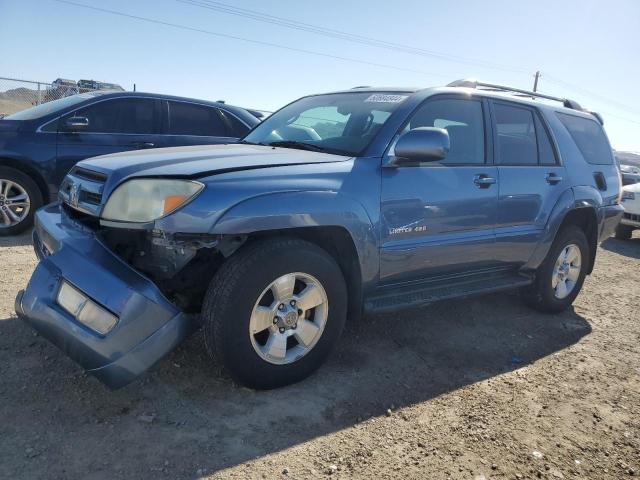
<box><xmin>202</xmin><ymin>237</ymin><xmax>347</xmax><ymax>389</ymax></box>
<box><xmin>0</xmin><ymin>167</ymin><xmax>43</xmax><ymax>236</ymax></box>
<box><xmin>522</xmin><ymin>225</ymin><xmax>589</xmax><ymax>313</ymax></box>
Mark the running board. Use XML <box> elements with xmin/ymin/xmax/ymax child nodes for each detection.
<box><xmin>364</xmin><ymin>271</ymin><xmax>533</xmax><ymax>313</ymax></box>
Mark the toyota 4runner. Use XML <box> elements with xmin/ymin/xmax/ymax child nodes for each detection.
<box><xmin>15</xmin><ymin>80</ymin><xmax>624</xmax><ymax>389</ymax></box>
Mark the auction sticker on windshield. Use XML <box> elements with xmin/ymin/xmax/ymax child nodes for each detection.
<box><xmin>364</xmin><ymin>94</ymin><xmax>408</xmax><ymax>103</ymax></box>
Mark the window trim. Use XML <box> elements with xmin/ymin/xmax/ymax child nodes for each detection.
<box><xmin>164</xmin><ymin>99</ymin><xmax>249</xmax><ymax>138</ymax></box>
<box><xmin>489</xmin><ymin>99</ymin><xmax>560</xmax><ymax>167</ymax></box>
<box><xmin>39</xmin><ymin>95</ymin><xmax>163</xmax><ymax>135</ymax></box>
<box><xmin>555</xmin><ymin>111</ymin><xmax>614</xmax><ymax>166</ymax></box>
<box><xmin>38</xmin><ymin>95</ymin><xmax>252</xmax><ymax>136</ymax></box>
<box><xmin>386</xmin><ymin>93</ymin><xmax>491</xmax><ymax>167</ymax></box>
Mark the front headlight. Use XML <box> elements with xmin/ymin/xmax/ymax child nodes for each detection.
<box><xmin>622</xmin><ymin>190</ymin><xmax>636</xmax><ymax>201</ymax></box>
<box><xmin>101</xmin><ymin>179</ymin><xmax>204</xmax><ymax>222</ymax></box>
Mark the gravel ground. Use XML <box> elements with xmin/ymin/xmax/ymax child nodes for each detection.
<box><xmin>1</xmin><ymin>231</ymin><xmax>639</xmax><ymax>480</ymax></box>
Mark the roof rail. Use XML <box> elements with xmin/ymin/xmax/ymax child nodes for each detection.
<box><xmin>447</xmin><ymin>79</ymin><xmax>583</xmax><ymax>111</ymax></box>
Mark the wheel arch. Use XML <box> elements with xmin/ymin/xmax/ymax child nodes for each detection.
<box><xmin>0</xmin><ymin>157</ymin><xmax>49</xmax><ymax>203</ymax></box>
<box><xmin>243</xmin><ymin>226</ymin><xmax>364</xmax><ymax>322</ymax></box>
<box><xmin>557</xmin><ymin>207</ymin><xmax>599</xmax><ymax>274</ymax></box>
<box><xmin>209</xmin><ymin>190</ymin><xmax>379</xmax><ymax>321</ymax></box>
<box><xmin>525</xmin><ymin>188</ymin><xmax>600</xmax><ymax>274</ymax></box>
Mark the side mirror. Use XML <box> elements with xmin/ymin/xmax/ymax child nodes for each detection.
<box><xmin>388</xmin><ymin>127</ymin><xmax>450</xmax><ymax>166</ymax></box>
<box><xmin>64</xmin><ymin>116</ymin><xmax>89</xmax><ymax>131</ymax></box>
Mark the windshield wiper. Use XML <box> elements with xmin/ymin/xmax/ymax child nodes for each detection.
<box><xmin>267</xmin><ymin>140</ymin><xmax>326</xmax><ymax>152</ymax></box>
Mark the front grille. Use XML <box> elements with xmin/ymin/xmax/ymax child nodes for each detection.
<box><xmin>59</xmin><ymin>167</ymin><xmax>107</xmax><ymax>217</ymax></box>
<box><xmin>80</xmin><ymin>190</ymin><xmax>102</xmax><ymax>205</ymax></box>
<box><xmin>624</xmin><ymin>212</ymin><xmax>640</xmax><ymax>222</ymax></box>
<box><xmin>71</xmin><ymin>166</ymin><xmax>108</xmax><ymax>183</ymax></box>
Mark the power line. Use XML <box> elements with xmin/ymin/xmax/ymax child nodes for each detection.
<box><xmin>544</xmin><ymin>75</ymin><xmax>640</xmax><ymax>116</ymax></box>
<box><xmin>176</xmin><ymin>0</ymin><xmax>531</xmax><ymax>75</ymax></box>
<box><xmin>176</xmin><ymin>0</ymin><xmax>640</xmax><ymax>123</ymax></box>
<box><xmin>52</xmin><ymin>0</ymin><xmax>452</xmax><ymax>80</ymax></box>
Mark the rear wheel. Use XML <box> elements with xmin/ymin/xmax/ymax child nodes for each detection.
<box><xmin>523</xmin><ymin>225</ymin><xmax>589</xmax><ymax>313</ymax></box>
<box><xmin>614</xmin><ymin>224</ymin><xmax>633</xmax><ymax>240</ymax></box>
<box><xmin>202</xmin><ymin>237</ymin><xmax>347</xmax><ymax>389</ymax></box>
<box><xmin>0</xmin><ymin>167</ymin><xmax>42</xmax><ymax>236</ymax></box>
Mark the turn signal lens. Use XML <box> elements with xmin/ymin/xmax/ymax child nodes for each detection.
<box><xmin>163</xmin><ymin>195</ymin><xmax>188</xmax><ymax>215</ymax></box>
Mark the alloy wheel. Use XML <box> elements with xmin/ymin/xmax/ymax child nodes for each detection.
<box><xmin>551</xmin><ymin>243</ymin><xmax>582</xmax><ymax>299</ymax></box>
<box><xmin>249</xmin><ymin>272</ymin><xmax>329</xmax><ymax>365</ymax></box>
<box><xmin>0</xmin><ymin>179</ymin><xmax>31</xmax><ymax>229</ymax></box>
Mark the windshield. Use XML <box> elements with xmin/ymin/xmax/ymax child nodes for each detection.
<box><xmin>243</xmin><ymin>92</ymin><xmax>410</xmax><ymax>156</ymax></box>
<box><xmin>4</xmin><ymin>92</ymin><xmax>106</xmax><ymax>120</ymax></box>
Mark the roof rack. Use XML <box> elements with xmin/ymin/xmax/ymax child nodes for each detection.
<box><xmin>447</xmin><ymin>79</ymin><xmax>583</xmax><ymax>111</ymax></box>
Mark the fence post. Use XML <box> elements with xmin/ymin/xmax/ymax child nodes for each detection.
<box><xmin>37</xmin><ymin>82</ymin><xmax>41</xmax><ymax>105</ymax></box>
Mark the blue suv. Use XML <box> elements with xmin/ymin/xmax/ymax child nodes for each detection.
<box><xmin>0</xmin><ymin>91</ymin><xmax>260</xmax><ymax>235</ymax></box>
<box><xmin>15</xmin><ymin>80</ymin><xmax>623</xmax><ymax>390</ymax></box>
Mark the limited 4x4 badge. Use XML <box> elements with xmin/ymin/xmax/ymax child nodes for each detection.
<box><xmin>389</xmin><ymin>225</ymin><xmax>427</xmax><ymax>235</ymax></box>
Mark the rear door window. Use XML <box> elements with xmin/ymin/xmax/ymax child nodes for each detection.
<box><xmin>534</xmin><ymin>115</ymin><xmax>557</xmax><ymax>165</ymax></box>
<box><xmin>167</xmin><ymin>101</ymin><xmax>228</xmax><ymax>137</ymax></box>
<box><xmin>69</xmin><ymin>98</ymin><xmax>157</xmax><ymax>134</ymax></box>
<box><xmin>557</xmin><ymin>113</ymin><xmax>614</xmax><ymax>165</ymax></box>
<box><xmin>493</xmin><ymin>103</ymin><xmax>538</xmax><ymax>165</ymax></box>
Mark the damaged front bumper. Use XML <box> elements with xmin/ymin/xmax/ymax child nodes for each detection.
<box><xmin>15</xmin><ymin>203</ymin><xmax>194</xmax><ymax>389</ymax></box>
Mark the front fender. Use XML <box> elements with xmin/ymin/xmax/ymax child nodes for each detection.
<box><xmin>210</xmin><ymin>190</ymin><xmax>378</xmax><ymax>286</ymax></box>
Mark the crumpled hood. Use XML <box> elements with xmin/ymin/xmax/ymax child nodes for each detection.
<box><xmin>77</xmin><ymin>143</ymin><xmax>351</xmax><ymax>193</ymax></box>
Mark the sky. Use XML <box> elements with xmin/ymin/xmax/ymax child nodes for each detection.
<box><xmin>1</xmin><ymin>0</ymin><xmax>639</xmax><ymax>151</ymax></box>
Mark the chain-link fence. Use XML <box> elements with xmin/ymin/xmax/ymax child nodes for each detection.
<box><xmin>0</xmin><ymin>76</ymin><xmax>273</xmax><ymax>120</ymax></box>
<box><xmin>0</xmin><ymin>77</ymin><xmax>125</xmax><ymax>118</ymax></box>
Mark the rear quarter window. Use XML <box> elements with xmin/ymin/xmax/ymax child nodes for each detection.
<box><xmin>556</xmin><ymin>113</ymin><xmax>613</xmax><ymax>165</ymax></box>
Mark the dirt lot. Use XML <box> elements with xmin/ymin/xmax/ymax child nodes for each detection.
<box><xmin>1</xmin><ymin>232</ymin><xmax>639</xmax><ymax>480</ymax></box>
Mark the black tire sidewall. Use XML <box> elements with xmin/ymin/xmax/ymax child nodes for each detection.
<box><xmin>204</xmin><ymin>239</ymin><xmax>347</xmax><ymax>389</ymax></box>
<box><xmin>530</xmin><ymin>225</ymin><xmax>589</xmax><ymax>312</ymax></box>
<box><xmin>0</xmin><ymin>166</ymin><xmax>43</xmax><ymax>236</ymax></box>
<box><xmin>615</xmin><ymin>224</ymin><xmax>633</xmax><ymax>240</ymax></box>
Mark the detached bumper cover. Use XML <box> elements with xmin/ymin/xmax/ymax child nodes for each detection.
<box><xmin>15</xmin><ymin>204</ymin><xmax>193</xmax><ymax>389</ymax></box>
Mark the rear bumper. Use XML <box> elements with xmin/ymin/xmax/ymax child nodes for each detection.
<box><xmin>15</xmin><ymin>203</ymin><xmax>193</xmax><ymax>389</ymax></box>
<box><xmin>599</xmin><ymin>204</ymin><xmax>624</xmax><ymax>240</ymax></box>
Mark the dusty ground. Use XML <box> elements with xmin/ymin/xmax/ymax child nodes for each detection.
<box><xmin>1</xmin><ymin>231</ymin><xmax>639</xmax><ymax>480</ymax></box>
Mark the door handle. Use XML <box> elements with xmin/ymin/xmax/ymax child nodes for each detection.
<box><xmin>545</xmin><ymin>173</ymin><xmax>563</xmax><ymax>185</ymax></box>
<box><xmin>474</xmin><ymin>174</ymin><xmax>497</xmax><ymax>188</ymax></box>
<box><xmin>130</xmin><ymin>141</ymin><xmax>155</xmax><ymax>148</ymax></box>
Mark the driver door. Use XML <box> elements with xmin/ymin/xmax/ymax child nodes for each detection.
<box><xmin>380</xmin><ymin>95</ymin><xmax>499</xmax><ymax>284</ymax></box>
<box><xmin>55</xmin><ymin>97</ymin><xmax>162</xmax><ymax>186</ymax></box>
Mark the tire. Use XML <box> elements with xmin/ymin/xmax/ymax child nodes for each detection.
<box><xmin>522</xmin><ymin>225</ymin><xmax>589</xmax><ymax>314</ymax></box>
<box><xmin>0</xmin><ymin>166</ymin><xmax>43</xmax><ymax>236</ymax></box>
<box><xmin>202</xmin><ymin>237</ymin><xmax>348</xmax><ymax>389</ymax></box>
<box><xmin>614</xmin><ymin>224</ymin><xmax>633</xmax><ymax>240</ymax></box>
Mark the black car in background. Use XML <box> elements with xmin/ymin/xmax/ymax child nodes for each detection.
<box><xmin>0</xmin><ymin>91</ymin><xmax>261</xmax><ymax>235</ymax></box>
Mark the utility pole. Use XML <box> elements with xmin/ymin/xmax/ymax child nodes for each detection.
<box><xmin>533</xmin><ymin>71</ymin><xmax>541</xmax><ymax>92</ymax></box>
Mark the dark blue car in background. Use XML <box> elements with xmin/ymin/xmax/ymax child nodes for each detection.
<box><xmin>0</xmin><ymin>91</ymin><xmax>260</xmax><ymax>235</ymax></box>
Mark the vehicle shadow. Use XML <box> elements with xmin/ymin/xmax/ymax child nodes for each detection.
<box><xmin>0</xmin><ymin>292</ymin><xmax>591</xmax><ymax>479</ymax></box>
<box><xmin>0</xmin><ymin>230</ymin><xmax>32</xmax><ymax>248</ymax></box>
<box><xmin>600</xmin><ymin>236</ymin><xmax>640</xmax><ymax>259</ymax></box>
